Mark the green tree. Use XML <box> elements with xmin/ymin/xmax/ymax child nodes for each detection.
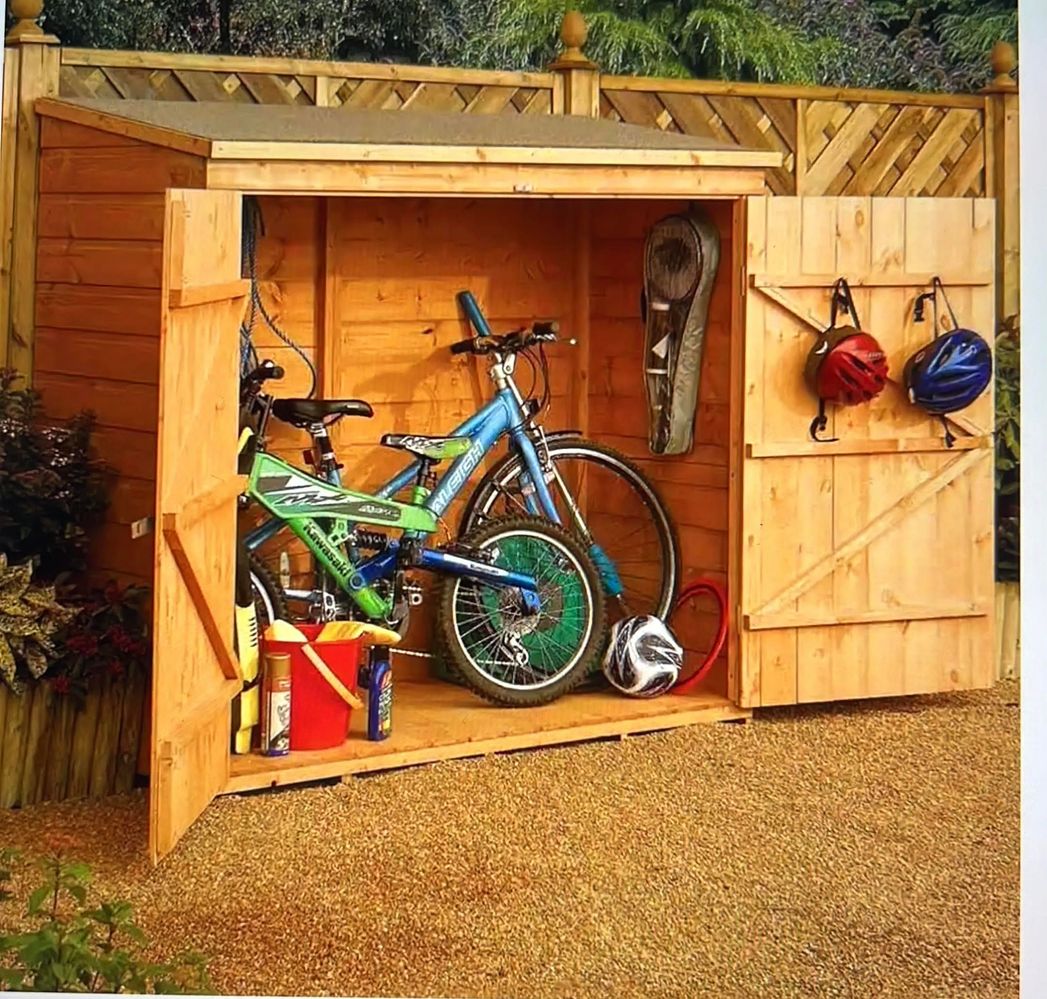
<box><xmin>456</xmin><ymin>0</ymin><xmax>840</xmax><ymax>82</ymax></box>
<box><xmin>29</xmin><ymin>0</ymin><xmax>1016</xmax><ymax>90</ymax></box>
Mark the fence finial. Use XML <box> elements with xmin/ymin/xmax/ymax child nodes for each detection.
<box><xmin>557</xmin><ymin>10</ymin><xmax>592</xmax><ymax>66</ymax></box>
<box><xmin>6</xmin><ymin>0</ymin><xmax>46</xmax><ymax>42</ymax></box>
<box><xmin>988</xmin><ymin>40</ymin><xmax>1017</xmax><ymax>91</ymax></box>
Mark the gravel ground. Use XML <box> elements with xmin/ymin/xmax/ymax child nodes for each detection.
<box><xmin>0</xmin><ymin>680</ymin><xmax>1019</xmax><ymax>999</ymax></box>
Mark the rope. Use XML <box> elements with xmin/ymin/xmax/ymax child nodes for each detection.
<box><xmin>239</xmin><ymin>197</ymin><xmax>318</xmax><ymax>398</ymax></box>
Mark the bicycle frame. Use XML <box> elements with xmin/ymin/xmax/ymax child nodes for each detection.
<box><xmin>242</xmin><ymin>386</ymin><xmax>559</xmax><ymax>617</ymax></box>
<box><xmin>245</xmin><ymin>386</ymin><xmax>559</xmax><ymax>555</ymax></box>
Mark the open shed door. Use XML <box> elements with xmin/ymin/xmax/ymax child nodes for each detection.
<box><xmin>150</xmin><ymin>189</ymin><xmax>247</xmax><ymax>863</ymax></box>
<box><xmin>738</xmin><ymin>196</ymin><xmax>995</xmax><ymax>708</ymax></box>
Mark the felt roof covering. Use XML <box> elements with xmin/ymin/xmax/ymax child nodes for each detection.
<box><xmin>37</xmin><ymin>97</ymin><xmax>783</xmax><ymax>169</ymax></box>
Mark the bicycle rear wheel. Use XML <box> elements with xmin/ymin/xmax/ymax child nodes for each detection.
<box><xmin>460</xmin><ymin>438</ymin><xmax>679</xmax><ymax>621</ymax></box>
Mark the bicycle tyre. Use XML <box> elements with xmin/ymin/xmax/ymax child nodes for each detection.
<box><xmin>247</xmin><ymin>552</ymin><xmax>289</xmax><ymax>631</ymax></box>
<box><xmin>459</xmin><ymin>438</ymin><xmax>680</xmax><ymax>620</ymax></box>
<box><xmin>437</xmin><ymin>515</ymin><xmax>608</xmax><ymax>707</ymax></box>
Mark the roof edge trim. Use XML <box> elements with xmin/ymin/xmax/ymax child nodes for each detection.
<box><xmin>35</xmin><ymin>99</ymin><xmax>213</xmax><ymax>158</ymax></box>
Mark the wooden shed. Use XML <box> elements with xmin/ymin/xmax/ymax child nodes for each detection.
<box><xmin>29</xmin><ymin>95</ymin><xmax>996</xmax><ymax>861</ymax></box>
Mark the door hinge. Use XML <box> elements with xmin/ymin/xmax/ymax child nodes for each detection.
<box><xmin>131</xmin><ymin>517</ymin><xmax>155</xmax><ymax>540</ymax></box>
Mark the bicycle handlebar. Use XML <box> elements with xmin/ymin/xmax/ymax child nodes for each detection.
<box><xmin>457</xmin><ymin>290</ymin><xmax>492</xmax><ymax>338</ymax></box>
<box><xmin>244</xmin><ymin>359</ymin><xmax>285</xmax><ymax>384</ymax></box>
<box><xmin>450</xmin><ymin>322</ymin><xmax>563</xmax><ymax>357</ymax></box>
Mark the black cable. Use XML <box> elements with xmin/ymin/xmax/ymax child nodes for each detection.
<box><xmin>239</xmin><ymin>196</ymin><xmax>318</xmax><ymax>398</ymax></box>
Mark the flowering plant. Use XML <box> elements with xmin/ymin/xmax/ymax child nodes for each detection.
<box><xmin>47</xmin><ymin>582</ymin><xmax>151</xmax><ymax>703</ymax></box>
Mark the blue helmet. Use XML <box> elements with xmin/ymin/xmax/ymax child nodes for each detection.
<box><xmin>903</xmin><ymin>328</ymin><xmax>992</xmax><ymax>415</ymax></box>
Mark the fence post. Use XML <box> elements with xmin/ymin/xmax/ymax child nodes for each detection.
<box><xmin>982</xmin><ymin>41</ymin><xmax>1019</xmax><ymax>325</ymax></box>
<box><xmin>2</xmin><ymin>0</ymin><xmax>60</xmax><ymax>380</ymax></box>
<box><xmin>549</xmin><ymin>10</ymin><xmax>600</xmax><ymax>118</ymax></box>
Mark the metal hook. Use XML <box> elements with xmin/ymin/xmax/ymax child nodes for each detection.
<box><xmin>809</xmin><ymin>403</ymin><xmax>839</xmax><ymax>444</ymax></box>
<box><xmin>913</xmin><ymin>291</ymin><xmax>935</xmax><ymax>323</ymax></box>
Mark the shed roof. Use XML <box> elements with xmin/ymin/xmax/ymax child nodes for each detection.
<box><xmin>38</xmin><ymin>97</ymin><xmax>782</xmax><ymax>169</ymax></box>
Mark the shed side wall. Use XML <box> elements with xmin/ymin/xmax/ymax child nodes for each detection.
<box><xmin>33</xmin><ymin>117</ymin><xmax>207</xmax><ymax>585</ymax></box>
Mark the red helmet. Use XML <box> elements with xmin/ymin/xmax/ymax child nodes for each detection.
<box><xmin>805</xmin><ymin>326</ymin><xmax>889</xmax><ymax>406</ymax></box>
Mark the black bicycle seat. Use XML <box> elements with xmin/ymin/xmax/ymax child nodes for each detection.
<box><xmin>270</xmin><ymin>398</ymin><xmax>374</xmax><ymax>428</ymax></box>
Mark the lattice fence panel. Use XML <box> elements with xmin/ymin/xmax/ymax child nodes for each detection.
<box><xmin>600</xmin><ymin>87</ymin><xmax>797</xmax><ymax>194</ymax></box>
<box><xmin>328</xmin><ymin>79</ymin><xmax>553</xmax><ymax>115</ymax></box>
<box><xmin>60</xmin><ymin>63</ymin><xmax>555</xmax><ymax>117</ymax></box>
<box><xmin>802</xmin><ymin>100</ymin><xmax>985</xmax><ymax>197</ymax></box>
<box><xmin>60</xmin><ymin>64</ymin><xmax>318</xmax><ymax>104</ymax></box>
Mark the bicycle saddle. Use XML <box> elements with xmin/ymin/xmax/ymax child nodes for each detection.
<box><xmin>381</xmin><ymin>433</ymin><xmax>472</xmax><ymax>462</ymax></box>
<box><xmin>270</xmin><ymin>398</ymin><xmax>373</xmax><ymax>428</ymax></box>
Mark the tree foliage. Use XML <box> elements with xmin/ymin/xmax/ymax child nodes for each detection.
<box><xmin>29</xmin><ymin>0</ymin><xmax>1017</xmax><ymax>91</ymax></box>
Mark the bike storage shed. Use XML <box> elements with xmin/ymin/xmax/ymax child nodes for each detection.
<box><xmin>28</xmin><ymin>94</ymin><xmax>995</xmax><ymax>862</ymax></box>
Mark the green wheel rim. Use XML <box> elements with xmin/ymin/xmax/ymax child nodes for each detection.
<box><xmin>457</xmin><ymin>531</ymin><xmax>591</xmax><ymax>688</ymax></box>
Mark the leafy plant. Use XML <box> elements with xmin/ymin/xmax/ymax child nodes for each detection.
<box><xmin>994</xmin><ymin>313</ymin><xmax>1019</xmax><ymax>582</ymax></box>
<box><xmin>49</xmin><ymin>581</ymin><xmax>152</xmax><ymax>705</ymax></box>
<box><xmin>0</xmin><ymin>370</ymin><xmax>110</xmax><ymax>581</ymax></box>
<box><xmin>25</xmin><ymin>0</ymin><xmax>1017</xmax><ymax>89</ymax></box>
<box><xmin>0</xmin><ymin>554</ymin><xmax>76</xmax><ymax>694</ymax></box>
<box><xmin>0</xmin><ymin>844</ymin><xmax>211</xmax><ymax>993</ymax></box>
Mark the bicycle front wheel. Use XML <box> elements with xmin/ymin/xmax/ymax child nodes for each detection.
<box><xmin>460</xmin><ymin>439</ymin><xmax>680</xmax><ymax>620</ymax></box>
<box><xmin>438</xmin><ymin>515</ymin><xmax>607</xmax><ymax>707</ymax></box>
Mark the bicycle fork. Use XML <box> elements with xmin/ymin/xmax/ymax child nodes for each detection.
<box><xmin>518</xmin><ymin>429</ymin><xmax>627</xmax><ymax>606</ymax></box>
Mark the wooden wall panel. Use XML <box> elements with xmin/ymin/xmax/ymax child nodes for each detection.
<box><xmin>587</xmin><ymin>199</ymin><xmax>735</xmax><ymax>696</ymax></box>
<box><xmin>32</xmin><ymin>124</ymin><xmax>207</xmax><ymax>585</ymax></box>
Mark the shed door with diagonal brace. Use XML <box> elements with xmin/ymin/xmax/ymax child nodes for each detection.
<box><xmin>738</xmin><ymin>196</ymin><xmax>995</xmax><ymax>708</ymax></box>
<box><xmin>150</xmin><ymin>189</ymin><xmax>248</xmax><ymax>863</ymax></box>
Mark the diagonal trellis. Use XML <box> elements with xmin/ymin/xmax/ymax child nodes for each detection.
<box><xmin>600</xmin><ymin>87</ymin><xmax>797</xmax><ymax>194</ymax></box>
<box><xmin>801</xmin><ymin>100</ymin><xmax>985</xmax><ymax>197</ymax></box>
<box><xmin>59</xmin><ymin>64</ymin><xmax>554</xmax><ymax>116</ymax></box>
<box><xmin>600</xmin><ymin>86</ymin><xmax>987</xmax><ymax>200</ymax></box>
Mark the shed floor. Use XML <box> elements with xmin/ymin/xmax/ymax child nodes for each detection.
<box><xmin>226</xmin><ymin>678</ymin><xmax>748</xmax><ymax>793</ymax></box>
<box><xmin>0</xmin><ymin>681</ymin><xmax>1018</xmax><ymax>998</ymax></box>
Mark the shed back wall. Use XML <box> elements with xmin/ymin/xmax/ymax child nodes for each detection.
<box><xmin>252</xmin><ymin>195</ymin><xmax>584</xmax><ymax>651</ymax></box>
<box><xmin>588</xmin><ymin>200</ymin><xmax>735</xmax><ymax>693</ymax></box>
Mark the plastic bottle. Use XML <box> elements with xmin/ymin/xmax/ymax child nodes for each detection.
<box><xmin>367</xmin><ymin>645</ymin><xmax>392</xmax><ymax>742</ymax></box>
<box><xmin>261</xmin><ymin>651</ymin><xmax>292</xmax><ymax>756</ymax></box>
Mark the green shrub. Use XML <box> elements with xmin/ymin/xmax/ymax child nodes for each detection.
<box><xmin>0</xmin><ymin>844</ymin><xmax>211</xmax><ymax>993</ymax></box>
<box><xmin>0</xmin><ymin>369</ymin><xmax>110</xmax><ymax>581</ymax></box>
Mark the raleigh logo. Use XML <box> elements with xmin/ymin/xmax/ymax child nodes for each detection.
<box><xmin>439</xmin><ymin>441</ymin><xmax>485</xmax><ymax>500</ymax></box>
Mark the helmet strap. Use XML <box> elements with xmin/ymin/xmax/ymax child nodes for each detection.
<box><xmin>829</xmin><ymin>277</ymin><xmax>861</xmax><ymax>330</ymax></box>
<box><xmin>930</xmin><ymin>276</ymin><xmax>959</xmax><ymax>336</ymax></box>
<box><xmin>809</xmin><ymin>398</ymin><xmax>839</xmax><ymax>443</ymax></box>
<box><xmin>939</xmin><ymin>415</ymin><xmax>956</xmax><ymax>449</ymax></box>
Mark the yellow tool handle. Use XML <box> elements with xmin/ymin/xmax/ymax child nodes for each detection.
<box><xmin>301</xmin><ymin>644</ymin><xmax>364</xmax><ymax>711</ymax></box>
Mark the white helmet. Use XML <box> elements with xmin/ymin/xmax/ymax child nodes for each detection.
<box><xmin>602</xmin><ymin>615</ymin><xmax>683</xmax><ymax>698</ymax></box>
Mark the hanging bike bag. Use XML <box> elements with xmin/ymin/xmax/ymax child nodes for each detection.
<box><xmin>641</xmin><ymin>205</ymin><xmax>721</xmax><ymax>456</ymax></box>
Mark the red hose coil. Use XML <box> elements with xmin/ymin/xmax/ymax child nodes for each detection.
<box><xmin>669</xmin><ymin>578</ymin><xmax>729</xmax><ymax>694</ymax></box>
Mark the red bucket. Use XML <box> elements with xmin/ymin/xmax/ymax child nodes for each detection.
<box><xmin>262</xmin><ymin>624</ymin><xmax>362</xmax><ymax>751</ymax></box>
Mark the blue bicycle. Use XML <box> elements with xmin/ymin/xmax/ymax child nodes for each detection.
<box><xmin>243</xmin><ymin>292</ymin><xmax>679</xmax><ymax>659</ymax></box>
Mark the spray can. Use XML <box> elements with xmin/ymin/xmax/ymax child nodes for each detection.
<box><xmin>366</xmin><ymin>645</ymin><xmax>392</xmax><ymax>742</ymax></box>
<box><xmin>261</xmin><ymin>651</ymin><xmax>292</xmax><ymax>756</ymax></box>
